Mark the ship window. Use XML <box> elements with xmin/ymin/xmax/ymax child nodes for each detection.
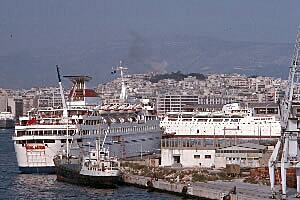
<box><xmin>17</xmin><ymin>131</ymin><xmax>25</xmax><ymax>137</ymax></box>
<box><xmin>197</xmin><ymin>130</ymin><xmax>199</xmax><ymax>133</ymax></box>
<box><xmin>61</xmin><ymin>139</ymin><xmax>71</xmax><ymax>143</ymax></box>
<box><xmin>194</xmin><ymin>155</ymin><xmax>200</xmax><ymax>159</ymax></box>
<box><xmin>205</xmin><ymin>155</ymin><xmax>211</xmax><ymax>159</ymax></box>
<box><xmin>131</xmin><ymin>140</ymin><xmax>138</xmax><ymax>142</ymax></box>
<box><xmin>44</xmin><ymin>139</ymin><xmax>55</xmax><ymax>143</ymax></box>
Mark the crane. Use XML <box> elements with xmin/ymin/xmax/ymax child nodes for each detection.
<box><xmin>269</xmin><ymin>26</ymin><xmax>300</xmax><ymax>199</ymax></box>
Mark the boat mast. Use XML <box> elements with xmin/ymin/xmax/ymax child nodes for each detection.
<box><xmin>56</xmin><ymin>65</ymin><xmax>68</xmax><ymax>118</ymax></box>
<box><xmin>66</xmin><ymin>121</ymin><xmax>69</xmax><ymax>158</ymax></box>
<box><xmin>102</xmin><ymin>126</ymin><xmax>109</xmax><ymax>149</ymax></box>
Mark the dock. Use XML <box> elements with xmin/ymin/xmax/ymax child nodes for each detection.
<box><xmin>121</xmin><ymin>172</ymin><xmax>300</xmax><ymax>200</ymax></box>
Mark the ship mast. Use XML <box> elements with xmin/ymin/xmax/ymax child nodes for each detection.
<box><xmin>112</xmin><ymin>61</ymin><xmax>128</xmax><ymax>103</ymax></box>
<box><xmin>56</xmin><ymin>65</ymin><xmax>68</xmax><ymax>118</ymax></box>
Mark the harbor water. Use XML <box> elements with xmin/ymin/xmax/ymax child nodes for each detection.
<box><xmin>0</xmin><ymin>129</ymin><xmax>182</xmax><ymax>200</ymax></box>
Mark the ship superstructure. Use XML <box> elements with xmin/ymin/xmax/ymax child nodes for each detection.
<box><xmin>12</xmin><ymin>64</ymin><xmax>161</xmax><ymax>174</ymax></box>
<box><xmin>160</xmin><ymin>102</ymin><xmax>281</xmax><ymax>139</ymax></box>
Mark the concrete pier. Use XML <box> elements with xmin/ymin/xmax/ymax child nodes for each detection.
<box><xmin>121</xmin><ymin>172</ymin><xmax>300</xmax><ymax>200</ymax></box>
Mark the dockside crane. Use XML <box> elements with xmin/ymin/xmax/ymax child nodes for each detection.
<box><xmin>269</xmin><ymin>26</ymin><xmax>300</xmax><ymax>199</ymax></box>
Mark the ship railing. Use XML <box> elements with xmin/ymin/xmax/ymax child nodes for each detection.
<box><xmin>18</xmin><ymin>121</ymin><xmax>72</xmax><ymax>126</ymax></box>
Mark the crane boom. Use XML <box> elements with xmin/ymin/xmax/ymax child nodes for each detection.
<box><xmin>269</xmin><ymin>26</ymin><xmax>300</xmax><ymax>199</ymax></box>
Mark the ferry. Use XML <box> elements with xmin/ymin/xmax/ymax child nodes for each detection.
<box><xmin>12</xmin><ymin>64</ymin><xmax>161</xmax><ymax>174</ymax></box>
<box><xmin>160</xmin><ymin>103</ymin><xmax>281</xmax><ymax>139</ymax></box>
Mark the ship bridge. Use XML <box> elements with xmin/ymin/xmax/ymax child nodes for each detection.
<box><xmin>64</xmin><ymin>75</ymin><xmax>99</xmax><ymax>107</ymax></box>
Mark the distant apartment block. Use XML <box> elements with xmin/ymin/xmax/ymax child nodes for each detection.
<box><xmin>37</xmin><ymin>88</ymin><xmax>63</xmax><ymax>108</ymax></box>
<box><xmin>157</xmin><ymin>95</ymin><xmax>199</xmax><ymax>116</ymax></box>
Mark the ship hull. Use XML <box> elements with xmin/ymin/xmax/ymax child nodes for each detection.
<box><xmin>13</xmin><ymin>120</ymin><xmax>161</xmax><ymax>174</ymax></box>
<box><xmin>160</xmin><ymin>115</ymin><xmax>281</xmax><ymax>138</ymax></box>
<box><xmin>55</xmin><ymin>163</ymin><xmax>119</xmax><ymax>188</ymax></box>
<box><xmin>19</xmin><ymin>166</ymin><xmax>56</xmax><ymax>174</ymax></box>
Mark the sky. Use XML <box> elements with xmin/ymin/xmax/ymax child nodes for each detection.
<box><xmin>1</xmin><ymin>0</ymin><xmax>300</xmax><ymax>88</ymax></box>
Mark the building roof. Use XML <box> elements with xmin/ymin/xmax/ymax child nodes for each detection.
<box><xmin>236</xmin><ymin>143</ymin><xmax>266</xmax><ymax>150</ymax></box>
<box><xmin>218</xmin><ymin>142</ymin><xmax>266</xmax><ymax>151</ymax></box>
<box><xmin>248</xmin><ymin>103</ymin><xmax>278</xmax><ymax>108</ymax></box>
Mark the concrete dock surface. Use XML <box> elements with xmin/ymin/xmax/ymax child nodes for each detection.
<box><xmin>194</xmin><ymin>179</ymin><xmax>299</xmax><ymax>200</ymax></box>
<box><xmin>122</xmin><ymin>173</ymin><xmax>300</xmax><ymax>200</ymax></box>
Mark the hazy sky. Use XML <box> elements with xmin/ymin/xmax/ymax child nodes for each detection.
<box><xmin>1</xmin><ymin>0</ymin><xmax>300</xmax><ymax>88</ymax></box>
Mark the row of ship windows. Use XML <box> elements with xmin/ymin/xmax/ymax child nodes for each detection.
<box><xmin>79</xmin><ymin>125</ymin><xmax>159</xmax><ymax>135</ymax></box>
<box><xmin>16</xmin><ymin>125</ymin><xmax>160</xmax><ymax>137</ymax></box>
<box><xmin>15</xmin><ymin>137</ymin><xmax>160</xmax><ymax>145</ymax></box>
<box><xmin>108</xmin><ymin>137</ymin><xmax>160</xmax><ymax>145</ymax></box>
<box><xmin>168</xmin><ymin>127</ymin><xmax>276</xmax><ymax>132</ymax></box>
<box><xmin>167</xmin><ymin>119</ymin><xmax>242</xmax><ymax>122</ymax></box>
<box><xmin>16</xmin><ymin>139</ymin><xmax>75</xmax><ymax>144</ymax></box>
<box><xmin>16</xmin><ymin>130</ymin><xmax>76</xmax><ymax>137</ymax></box>
<box><xmin>166</xmin><ymin>121</ymin><xmax>275</xmax><ymax>125</ymax></box>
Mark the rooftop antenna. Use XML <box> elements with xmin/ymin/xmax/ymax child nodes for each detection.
<box><xmin>56</xmin><ymin>65</ymin><xmax>68</xmax><ymax>118</ymax></box>
<box><xmin>112</xmin><ymin>61</ymin><xmax>128</xmax><ymax>103</ymax></box>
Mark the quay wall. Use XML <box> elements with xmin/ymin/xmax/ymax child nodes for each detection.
<box><xmin>121</xmin><ymin>173</ymin><xmax>259</xmax><ymax>200</ymax></box>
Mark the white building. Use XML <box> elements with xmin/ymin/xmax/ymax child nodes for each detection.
<box><xmin>160</xmin><ymin>138</ymin><xmax>269</xmax><ymax>169</ymax></box>
<box><xmin>160</xmin><ymin>138</ymin><xmax>215</xmax><ymax>168</ymax></box>
<box><xmin>215</xmin><ymin>143</ymin><xmax>267</xmax><ymax>168</ymax></box>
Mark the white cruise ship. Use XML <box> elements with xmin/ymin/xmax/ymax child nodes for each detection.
<box><xmin>160</xmin><ymin>103</ymin><xmax>281</xmax><ymax>139</ymax></box>
<box><xmin>12</xmin><ymin>65</ymin><xmax>161</xmax><ymax>174</ymax></box>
